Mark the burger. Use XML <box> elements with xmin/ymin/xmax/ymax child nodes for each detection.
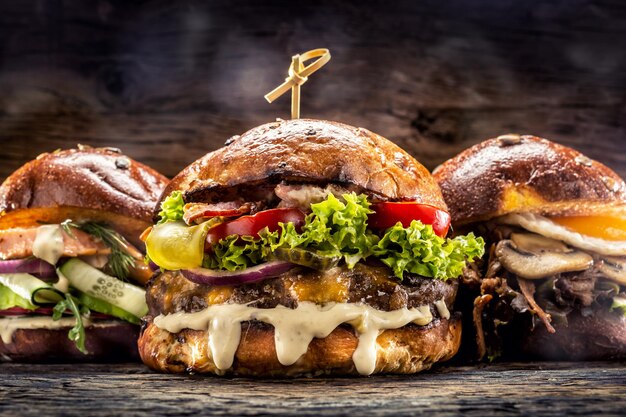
<box><xmin>0</xmin><ymin>146</ymin><xmax>168</xmax><ymax>361</ymax></box>
<box><xmin>434</xmin><ymin>134</ymin><xmax>626</xmax><ymax>360</ymax></box>
<box><xmin>138</xmin><ymin>119</ymin><xmax>484</xmax><ymax>376</ymax></box>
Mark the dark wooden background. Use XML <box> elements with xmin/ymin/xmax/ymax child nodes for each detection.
<box><xmin>0</xmin><ymin>0</ymin><xmax>625</xmax><ymax>181</ymax></box>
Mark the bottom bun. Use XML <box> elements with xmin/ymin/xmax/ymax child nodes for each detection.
<box><xmin>0</xmin><ymin>321</ymin><xmax>140</xmax><ymax>362</ymax></box>
<box><xmin>521</xmin><ymin>309</ymin><xmax>626</xmax><ymax>360</ymax></box>
<box><xmin>138</xmin><ymin>315</ymin><xmax>462</xmax><ymax>376</ymax></box>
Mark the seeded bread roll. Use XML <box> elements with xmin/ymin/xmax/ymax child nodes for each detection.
<box><xmin>433</xmin><ymin>135</ymin><xmax>626</xmax><ymax>225</ymax></box>
<box><xmin>160</xmin><ymin>118</ymin><xmax>447</xmax><ymax>210</ymax></box>
<box><xmin>0</xmin><ymin>146</ymin><xmax>169</xmax><ymax>246</ymax></box>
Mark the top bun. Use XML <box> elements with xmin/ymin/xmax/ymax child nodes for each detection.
<box><xmin>0</xmin><ymin>147</ymin><xmax>168</xmax><ymax>243</ymax></box>
<box><xmin>434</xmin><ymin>135</ymin><xmax>626</xmax><ymax>224</ymax></box>
<box><xmin>161</xmin><ymin>119</ymin><xmax>446</xmax><ymax>209</ymax></box>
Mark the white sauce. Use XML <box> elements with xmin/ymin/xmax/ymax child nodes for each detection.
<box><xmin>434</xmin><ymin>299</ymin><xmax>451</xmax><ymax>320</ymax></box>
<box><xmin>499</xmin><ymin>213</ymin><xmax>626</xmax><ymax>256</ymax></box>
<box><xmin>154</xmin><ymin>301</ymin><xmax>439</xmax><ymax>375</ymax></box>
<box><xmin>0</xmin><ymin>316</ymin><xmax>94</xmax><ymax>344</ymax></box>
<box><xmin>32</xmin><ymin>225</ymin><xmax>65</xmax><ymax>265</ymax></box>
<box><xmin>53</xmin><ymin>269</ymin><xmax>70</xmax><ymax>294</ymax></box>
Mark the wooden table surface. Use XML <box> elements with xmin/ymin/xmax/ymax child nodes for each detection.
<box><xmin>0</xmin><ymin>362</ymin><xmax>624</xmax><ymax>416</ymax></box>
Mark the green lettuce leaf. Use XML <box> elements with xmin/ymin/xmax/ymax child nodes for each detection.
<box><xmin>204</xmin><ymin>192</ymin><xmax>484</xmax><ymax>280</ymax></box>
<box><xmin>158</xmin><ymin>191</ymin><xmax>185</xmax><ymax>224</ymax></box>
<box><xmin>269</xmin><ymin>193</ymin><xmax>379</xmax><ymax>267</ymax></box>
<box><xmin>371</xmin><ymin>220</ymin><xmax>484</xmax><ymax>280</ymax></box>
<box><xmin>205</xmin><ymin>235</ymin><xmax>267</xmax><ymax>271</ymax></box>
<box><xmin>0</xmin><ymin>284</ymin><xmax>37</xmax><ymax>311</ymax></box>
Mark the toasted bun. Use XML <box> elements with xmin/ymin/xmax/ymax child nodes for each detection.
<box><xmin>0</xmin><ymin>321</ymin><xmax>139</xmax><ymax>362</ymax></box>
<box><xmin>161</xmin><ymin>119</ymin><xmax>446</xmax><ymax>209</ymax></box>
<box><xmin>434</xmin><ymin>135</ymin><xmax>626</xmax><ymax>224</ymax></box>
<box><xmin>139</xmin><ymin>316</ymin><xmax>461</xmax><ymax>376</ymax></box>
<box><xmin>520</xmin><ymin>309</ymin><xmax>626</xmax><ymax>360</ymax></box>
<box><xmin>0</xmin><ymin>146</ymin><xmax>168</xmax><ymax>245</ymax></box>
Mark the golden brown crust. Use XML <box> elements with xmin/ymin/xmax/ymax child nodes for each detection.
<box><xmin>0</xmin><ymin>321</ymin><xmax>140</xmax><ymax>363</ymax></box>
<box><xmin>138</xmin><ymin>316</ymin><xmax>461</xmax><ymax>376</ymax></box>
<box><xmin>0</xmin><ymin>147</ymin><xmax>168</xmax><ymax>225</ymax></box>
<box><xmin>161</xmin><ymin>119</ymin><xmax>446</xmax><ymax>210</ymax></box>
<box><xmin>433</xmin><ymin>135</ymin><xmax>626</xmax><ymax>224</ymax></box>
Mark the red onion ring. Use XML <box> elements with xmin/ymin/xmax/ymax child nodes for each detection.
<box><xmin>0</xmin><ymin>307</ymin><xmax>54</xmax><ymax>316</ymax></box>
<box><xmin>181</xmin><ymin>261</ymin><xmax>295</xmax><ymax>286</ymax></box>
<box><xmin>0</xmin><ymin>259</ymin><xmax>57</xmax><ymax>280</ymax></box>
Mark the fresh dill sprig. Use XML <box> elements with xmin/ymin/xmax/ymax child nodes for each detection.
<box><xmin>63</xmin><ymin>221</ymin><xmax>135</xmax><ymax>280</ymax></box>
<box><xmin>60</xmin><ymin>219</ymin><xmax>76</xmax><ymax>238</ymax></box>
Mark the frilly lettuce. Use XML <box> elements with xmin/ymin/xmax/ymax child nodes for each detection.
<box><xmin>371</xmin><ymin>221</ymin><xmax>484</xmax><ymax>280</ymax></box>
<box><xmin>158</xmin><ymin>191</ymin><xmax>185</xmax><ymax>224</ymax></box>
<box><xmin>205</xmin><ymin>192</ymin><xmax>484</xmax><ymax>280</ymax></box>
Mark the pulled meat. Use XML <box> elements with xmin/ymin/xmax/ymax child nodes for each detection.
<box><xmin>554</xmin><ymin>268</ymin><xmax>597</xmax><ymax>307</ymax></box>
<box><xmin>517</xmin><ymin>279</ymin><xmax>555</xmax><ymax>333</ymax></box>
<box><xmin>471</xmin><ymin>223</ymin><xmax>625</xmax><ymax>360</ymax></box>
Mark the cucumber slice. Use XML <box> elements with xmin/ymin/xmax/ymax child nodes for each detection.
<box><xmin>59</xmin><ymin>259</ymin><xmax>148</xmax><ymax>318</ymax></box>
<box><xmin>0</xmin><ymin>273</ymin><xmax>64</xmax><ymax>306</ymax></box>
<box><xmin>76</xmin><ymin>291</ymin><xmax>140</xmax><ymax>325</ymax></box>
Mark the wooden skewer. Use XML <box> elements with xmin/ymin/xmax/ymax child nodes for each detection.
<box><xmin>264</xmin><ymin>48</ymin><xmax>331</xmax><ymax>119</ymax></box>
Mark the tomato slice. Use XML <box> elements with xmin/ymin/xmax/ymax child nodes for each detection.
<box><xmin>206</xmin><ymin>208</ymin><xmax>306</xmax><ymax>247</ymax></box>
<box><xmin>368</xmin><ymin>202</ymin><xmax>451</xmax><ymax>237</ymax></box>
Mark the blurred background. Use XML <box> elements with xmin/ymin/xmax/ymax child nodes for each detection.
<box><xmin>0</xmin><ymin>0</ymin><xmax>624</xmax><ymax>180</ymax></box>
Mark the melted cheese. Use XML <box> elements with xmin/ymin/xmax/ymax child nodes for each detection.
<box><xmin>0</xmin><ymin>317</ymin><xmax>121</xmax><ymax>344</ymax></box>
<box><xmin>32</xmin><ymin>224</ymin><xmax>64</xmax><ymax>265</ymax></box>
<box><xmin>499</xmin><ymin>213</ymin><xmax>626</xmax><ymax>256</ymax></box>
<box><xmin>154</xmin><ymin>301</ymin><xmax>441</xmax><ymax>375</ymax></box>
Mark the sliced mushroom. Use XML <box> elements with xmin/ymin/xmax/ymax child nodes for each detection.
<box><xmin>495</xmin><ymin>240</ymin><xmax>593</xmax><ymax>280</ymax></box>
<box><xmin>598</xmin><ymin>256</ymin><xmax>626</xmax><ymax>285</ymax></box>
<box><xmin>510</xmin><ymin>233</ymin><xmax>569</xmax><ymax>253</ymax></box>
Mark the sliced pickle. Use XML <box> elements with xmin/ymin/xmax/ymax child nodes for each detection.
<box><xmin>273</xmin><ymin>248</ymin><xmax>341</xmax><ymax>271</ymax></box>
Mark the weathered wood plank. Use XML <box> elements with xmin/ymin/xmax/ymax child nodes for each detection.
<box><xmin>0</xmin><ymin>1</ymin><xmax>624</xmax><ymax>180</ymax></box>
<box><xmin>0</xmin><ymin>362</ymin><xmax>624</xmax><ymax>416</ymax></box>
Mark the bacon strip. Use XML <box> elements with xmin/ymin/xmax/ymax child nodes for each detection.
<box><xmin>183</xmin><ymin>202</ymin><xmax>252</xmax><ymax>225</ymax></box>
<box><xmin>0</xmin><ymin>227</ymin><xmax>110</xmax><ymax>260</ymax></box>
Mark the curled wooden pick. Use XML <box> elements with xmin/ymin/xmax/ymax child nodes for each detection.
<box><xmin>264</xmin><ymin>48</ymin><xmax>331</xmax><ymax>119</ymax></box>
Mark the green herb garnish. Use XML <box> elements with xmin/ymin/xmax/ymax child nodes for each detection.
<box><xmin>52</xmin><ymin>293</ymin><xmax>89</xmax><ymax>354</ymax></box>
<box><xmin>64</xmin><ymin>221</ymin><xmax>135</xmax><ymax>280</ymax></box>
